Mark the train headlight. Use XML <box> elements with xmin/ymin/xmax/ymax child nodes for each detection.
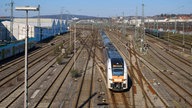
<box><xmin>123</xmin><ymin>83</ymin><xmax>126</xmax><ymax>88</ymax></box>
<box><xmin>111</xmin><ymin>83</ymin><xmax>114</xmax><ymax>88</ymax></box>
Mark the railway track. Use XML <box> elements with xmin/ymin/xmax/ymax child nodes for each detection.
<box><xmin>139</xmin><ymin>55</ymin><xmax>192</xmax><ymax>107</ymax></box>
<box><xmin>142</xmin><ymin>44</ymin><xmax>192</xmax><ymax>106</ymax></box>
<box><xmin>128</xmin><ymin>63</ymin><xmax>136</xmax><ymax>107</ymax></box>
<box><xmin>0</xmin><ymin>51</ymin><xmax>56</xmax><ymax>101</ymax></box>
<box><xmin>0</xmin><ymin>35</ymin><xmax>64</xmax><ymax>72</ymax></box>
<box><xmin>0</xmin><ymin>54</ymin><xmax>58</xmax><ymax>107</ymax></box>
<box><xmin>115</xmin><ymin>29</ymin><xmax>191</xmax><ymax>107</ymax></box>
<box><xmin>49</xmin><ymin>32</ymin><xmax>90</xmax><ymax>108</ymax></box>
<box><xmin>102</xmin><ymin>31</ymin><xmax>136</xmax><ymax>107</ymax></box>
<box><xmin>75</xmin><ymin>34</ymin><xmax>95</xmax><ymax>108</ymax></box>
<box><xmin>76</xmin><ymin>30</ymin><xmax>125</xmax><ymax>108</ymax></box>
<box><xmin>146</xmin><ymin>36</ymin><xmax>192</xmax><ymax>88</ymax></box>
<box><xmin>1</xmin><ymin>29</ymin><xmax>110</xmax><ymax>108</ymax></box>
<box><xmin>0</xmin><ymin>36</ymin><xmax>70</xmax><ymax>92</ymax></box>
<box><xmin>0</xmin><ymin>35</ymin><xmax>69</xmax><ymax>83</ymax></box>
<box><xmin>0</xmin><ymin>34</ymin><xmax>72</xmax><ymax>107</ymax></box>
<box><xmin>31</xmin><ymin>29</ymin><xmax>98</xmax><ymax>107</ymax></box>
<box><xmin>31</xmin><ymin>43</ymin><xmax>83</xmax><ymax>108</ymax></box>
<box><xmin>165</xmin><ymin>50</ymin><xmax>192</xmax><ymax>67</ymax></box>
<box><xmin>127</xmin><ymin>43</ymin><xmax>166</xmax><ymax>107</ymax></box>
<box><xmin>149</xmin><ymin>44</ymin><xmax>192</xmax><ymax>82</ymax></box>
<box><xmin>110</xmin><ymin>91</ymin><xmax>129</xmax><ymax>108</ymax></box>
<box><xmin>147</xmin><ymin>36</ymin><xmax>192</xmax><ymax>66</ymax></box>
<box><xmin>107</xmin><ymin>30</ymin><xmax>168</xmax><ymax>107</ymax></box>
<box><xmin>146</xmin><ymin>33</ymin><xmax>192</xmax><ymax>54</ymax></box>
<box><xmin>0</xmin><ymin>50</ymin><xmax>54</xmax><ymax>88</ymax></box>
<box><xmin>166</xmin><ymin>35</ymin><xmax>191</xmax><ymax>47</ymax></box>
<box><xmin>135</xmin><ymin>33</ymin><xmax>192</xmax><ymax>107</ymax></box>
<box><xmin>130</xmin><ymin>46</ymin><xmax>168</xmax><ymax>107</ymax></box>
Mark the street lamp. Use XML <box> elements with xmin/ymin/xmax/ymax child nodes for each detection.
<box><xmin>15</xmin><ymin>6</ymin><xmax>39</xmax><ymax>108</ymax></box>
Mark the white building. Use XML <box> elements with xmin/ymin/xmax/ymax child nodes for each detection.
<box><xmin>129</xmin><ymin>19</ymin><xmax>141</xmax><ymax>27</ymax></box>
<box><xmin>0</xmin><ymin>18</ymin><xmax>68</xmax><ymax>42</ymax></box>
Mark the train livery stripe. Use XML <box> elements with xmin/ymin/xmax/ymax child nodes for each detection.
<box><xmin>112</xmin><ymin>76</ymin><xmax>124</xmax><ymax>82</ymax></box>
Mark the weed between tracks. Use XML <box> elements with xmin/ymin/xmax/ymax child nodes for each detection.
<box><xmin>56</xmin><ymin>45</ymin><xmax>74</xmax><ymax>65</ymax></box>
<box><xmin>71</xmin><ymin>69</ymin><xmax>82</xmax><ymax>78</ymax></box>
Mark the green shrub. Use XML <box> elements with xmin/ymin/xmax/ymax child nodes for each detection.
<box><xmin>56</xmin><ymin>56</ymin><xmax>62</xmax><ymax>65</ymax></box>
<box><xmin>71</xmin><ymin>69</ymin><xmax>81</xmax><ymax>78</ymax></box>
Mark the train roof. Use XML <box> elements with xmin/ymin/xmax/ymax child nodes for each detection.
<box><xmin>101</xmin><ymin>31</ymin><xmax>123</xmax><ymax>59</ymax></box>
<box><xmin>107</xmin><ymin>50</ymin><xmax>123</xmax><ymax>60</ymax></box>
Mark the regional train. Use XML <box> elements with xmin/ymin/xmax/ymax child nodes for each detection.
<box><xmin>101</xmin><ymin>31</ymin><xmax>129</xmax><ymax>91</ymax></box>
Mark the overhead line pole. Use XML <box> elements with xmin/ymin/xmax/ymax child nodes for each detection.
<box><xmin>134</xmin><ymin>6</ymin><xmax>138</xmax><ymax>48</ymax></box>
<box><xmin>182</xmin><ymin>22</ymin><xmax>185</xmax><ymax>52</ymax></box>
<box><xmin>140</xmin><ymin>0</ymin><xmax>145</xmax><ymax>53</ymax></box>
<box><xmin>60</xmin><ymin>9</ymin><xmax>63</xmax><ymax>34</ymax></box>
<box><xmin>37</xmin><ymin>5</ymin><xmax>41</xmax><ymax>41</ymax></box>
<box><xmin>10</xmin><ymin>0</ymin><xmax>14</xmax><ymax>41</ymax></box>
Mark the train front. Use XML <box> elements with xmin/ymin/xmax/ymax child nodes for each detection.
<box><xmin>107</xmin><ymin>58</ymin><xmax>128</xmax><ymax>91</ymax></box>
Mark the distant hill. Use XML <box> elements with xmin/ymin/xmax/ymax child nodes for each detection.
<box><xmin>32</xmin><ymin>14</ymin><xmax>99</xmax><ymax>20</ymax></box>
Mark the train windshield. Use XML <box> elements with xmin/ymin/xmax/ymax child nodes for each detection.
<box><xmin>112</xmin><ymin>68</ymin><xmax>124</xmax><ymax>76</ymax></box>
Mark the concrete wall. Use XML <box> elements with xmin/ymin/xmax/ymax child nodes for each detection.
<box><xmin>0</xmin><ymin>22</ymin><xmax>9</xmax><ymax>41</ymax></box>
<box><xmin>1</xmin><ymin>21</ymin><xmax>35</xmax><ymax>41</ymax></box>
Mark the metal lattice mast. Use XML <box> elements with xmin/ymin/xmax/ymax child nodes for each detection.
<box><xmin>140</xmin><ymin>1</ymin><xmax>145</xmax><ymax>52</ymax></box>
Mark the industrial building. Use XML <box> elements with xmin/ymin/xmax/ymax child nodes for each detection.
<box><xmin>0</xmin><ymin>18</ymin><xmax>68</xmax><ymax>61</ymax></box>
<box><xmin>0</xmin><ymin>18</ymin><xmax>68</xmax><ymax>42</ymax></box>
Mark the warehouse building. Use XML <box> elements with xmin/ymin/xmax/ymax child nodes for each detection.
<box><xmin>0</xmin><ymin>18</ymin><xmax>68</xmax><ymax>42</ymax></box>
<box><xmin>0</xmin><ymin>18</ymin><xmax>68</xmax><ymax>61</ymax></box>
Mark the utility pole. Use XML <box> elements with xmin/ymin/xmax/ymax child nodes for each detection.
<box><xmin>37</xmin><ymin>5</ymin><xmax>41</xmax><ymax>27</ymax></box>
<box><xmin>60</xmin><ymin>8</ymin><xmax>63</xmax><ymax>35</ymax></box>
<box><xmin>157</xmin><ymin>19</ymin><xmax>158</xmax><ymax>30</ymax></box>
<box><xmin>66</xmin><ymin>10</ymin><xmax>69</xmax><ymax>28</ymax></box>
<box><xmin>167</xmin><ymin>21</ymin><xmax>170</xmax><ymax>51</ymax></box>
<box><xmin>10</xmin><ymin>0</ymin><xmax>14</xmax><ymax>41</ymax></box>
<box><xmin>156</xmin><ymin>18</ymin><xmax>159</xmax><ymax>39</ymax></box>
<box><xmin>134</xmin><ymin>6</ymin><xmax>138</xmax><ymax>48</ymax></box>
<box><xmin>175</xmin><ymin>18</ymin><xmax>177</xmax><ymax>32</ymax></box>
<box><xmin>122</xmin><ymin>12</ymin><xmax>126</xmax><ymax>37</ymax></box>
<box><xmin>69</xmin><ymin>23</ymin><xmax>71</xmax><ymax>49</ymax></box>
<box><xmin>182</xmin><ymin>22</ymin><xmax>185</xmax><ymax>52</ymax></box>
<box><xmin>74</xmin><ymin>22</ymin><xmax>76</xmax><ymax>70</ymax></box>
<box><xmin>37</xmin><ymin>5</ymin><xmax>41</xmax><ymax>41</ymax></box>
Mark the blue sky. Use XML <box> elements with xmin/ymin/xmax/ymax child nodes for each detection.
<box><xmin>0</xmin><ymin>0</ymin><xmax>192</xmax><ymax>17</ymax></box>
